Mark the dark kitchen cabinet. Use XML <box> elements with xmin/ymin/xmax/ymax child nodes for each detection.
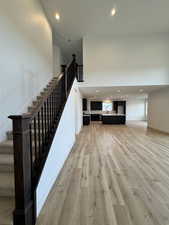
<box><xmin>83</xmin><ymin>98</ymin><xmax>87</xmax><ymax>111</ymax></box>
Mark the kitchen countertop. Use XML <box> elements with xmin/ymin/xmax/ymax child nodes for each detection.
<box><xmin>102</xmin><ymin>114</ymin><xmax>126</xmax><ymax>116</ymax></box>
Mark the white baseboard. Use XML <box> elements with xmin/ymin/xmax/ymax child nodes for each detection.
<box><xmin>148</xmin><ymin>126</ymin><xmax>169</xmax><ymax>135</ymax></box>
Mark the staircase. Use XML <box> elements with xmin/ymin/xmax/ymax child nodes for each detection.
<box><xmin>0</xmin><ymin>75</ymin><xmax>61</xmax><ymax>225</ymax></box>
<box><xmin>0</xmin><ymin>55</ymin><xmax>82</xmax><ymax>225</ymax></box>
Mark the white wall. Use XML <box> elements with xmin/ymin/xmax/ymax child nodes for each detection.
<box><xmin>74</xmin><ymin>86</ymin><xmax>83</xmax><ymax>134</ymax></box>
<box><xmin>126</xmin><ymin>98</ymin><xmax>146</xmax><ymax>121</ymax></box>
<box><xmin>82</xmin><ymin>34</ymin><xmax>169</xmax><ymax>87</ymax></box>
<box><xmin>53</xmin><ymin>44</ymin><xmax>64</xmax><ymax>75</ymax></box>
<box><xmin>37</xmin><ymin>80</ymin><xmax>82</xmax><ymax>215</ymax></box>
<box><xmin>148</xmin><ymin>87</ymin><xmax>169</xmax><ymax>133</ymax></box>
<box><xmin>0</xmin><ymin>0</ymin><xmax>54</xmax><ymax>141</ymax></box>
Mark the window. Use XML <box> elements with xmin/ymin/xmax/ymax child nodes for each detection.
<box><xmin>102</xmin><ymin>101</ymin><xmax>112</xmax><ymax>112</ymax></box>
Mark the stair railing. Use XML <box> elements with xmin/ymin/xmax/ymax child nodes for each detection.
<box><xmin>9</xmin><ymin>54</ymin><xmax>79</xmax><ymax>225</ymax></box>
<box><xmin>77</xmin><ymin>65</ymin><xmax>83</xmax><ymax>82</ymax></box>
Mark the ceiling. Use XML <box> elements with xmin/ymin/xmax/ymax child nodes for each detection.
<box><xmin>79</xmin><ymin>85</ymin><xmax>169</xmax><ymax>100</ymax></box>
<box><xmin>41</xmin><ymin>0</ymin><xmax>169</xmax><ymax>62</ymax></box>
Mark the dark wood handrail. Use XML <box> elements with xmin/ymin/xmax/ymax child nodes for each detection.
<box><xmin>9</xmin><ymin>54</ymin><xmax>80</xmax><ymax>225</ymax></box>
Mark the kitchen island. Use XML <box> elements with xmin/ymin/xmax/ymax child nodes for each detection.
<box><xmin>102</xmin><ymin>114</ymin><xmax>126</xmax><ymax>125</ymax></box>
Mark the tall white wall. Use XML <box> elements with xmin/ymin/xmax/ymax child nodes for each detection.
<box><xmin>126</xmin><ymin>98</ymin><xmax>146</xmax><ymax>121</ymax></box>
<box><xmin>82</xmin><ymin>34</ymin><xmax>169</xmax><ymax>87</ymax></box>
<box><xmin>148</xmin><ymin>87</ymin><xmax>169</xmax><ymax>133</ymax></box>
<box><xmin>37</xmin><ymin>80</ymin><xmax>82</xmax><ymax>215</ymax></box>
<box><xmin>53</xmin><ymin>44</ymin><xmax>64</xmax><ymax>75</ymax></box>
<box><xmin>0</xmin><ymin>0</ymin><xmax>53</xmax><ymax>141</ymax></box>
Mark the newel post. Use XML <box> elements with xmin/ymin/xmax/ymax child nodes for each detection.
<box><xmin>72</xmin><ymin>54</ymin><xmax>76</xmax><ymax>62</ymax></box>
<box><xmin>9</xmin><ymin>115</ymin><xmax>36</xmax><ymax>225</ymax></box>
<box><xmin>72</xmin><ymin>54</ymin><xmax>78</xmax><ymax>79</ymax></box>
<box><xmin>61</xmin><ymin>65</ymin><xmax>67</xmax><ymax>100</ymax></box>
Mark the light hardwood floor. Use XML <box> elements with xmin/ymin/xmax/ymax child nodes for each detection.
<box><xmin>36</xmin><ymin>122</ymin><xmax>169</xmax><ymax>225</ymax></box>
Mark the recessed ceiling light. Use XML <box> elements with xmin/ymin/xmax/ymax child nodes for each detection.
<box><xmin>111</xmin><ymin>7</ymin><xmax>116</xmax><ymax>16</ymax></box>
<box><xmin>139</xmin><ymin>89</ymin><xmax>144</xmax><ymax>92</ymax></box>
<box><xmin>117</xmin><ymin>90</ymin><xmax>121</xmax><ymax>93</ymax></box>
<box><xmin>55</xmin><ymin>13</ymin><xmax>60</xmax><ymax>21</ymax></box>
<box><xmin>96</xmin><ymin>90</ymin><xmax>100</xmax><ymax>93</ymax></box>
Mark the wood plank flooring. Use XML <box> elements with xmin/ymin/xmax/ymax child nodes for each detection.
<box><xmin>36</xmin><ymin>122</ymin><xmax>169</xmax><ymax>225</ymax></box>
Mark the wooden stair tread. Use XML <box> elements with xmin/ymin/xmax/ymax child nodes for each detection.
<box><xmin>0</xmin><ymin>141</ymin><xmax>13</xmax><ymax>154</ymax></box>
<box><xmin>0</xmin><ymin>155</ymin><xmax>14</xmax><ymax>173</ymax></box>
<box><xmin>0</xmin><ymin>197</ymin><xmax>14</xmax><ymax>225</ymax></box>
<box><xmin>0</xmin><ymin>173</ymin><xmax>14</xmax><ymax>197</ymax></box>
<box><xmin>0</xmin><ymin>154</ymin><xmax>13</xmax><ymax>165</ymax></box>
